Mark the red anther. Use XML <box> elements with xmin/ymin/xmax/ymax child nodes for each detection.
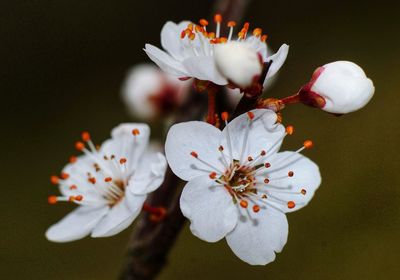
<box><xmin>286</xmin><ymin>125</ymin><xmax>294</xmax><ymax>135</ymax></box>
<box><xmin>209</xmin><ymin>172</ymin><xmax>217</xmax><ymax>179</ymax></box>
<box><xmin>240</xmin><ymin>200</ymin><xmax>248</xmax><ymax>208</ymax></box>
<box><xmin>218</xmin><ymin>145</ymin><xmax>224</xmax><ymax>151</ymax></box>
<box><xmin>69</xmin><ymin>185</ymin><xmax>77</xmax><ymax>190</ymax></box>
<box><xmin>301</xmin><ymin>189</ymin><xmax>307</xmax><ymax>195</ymax></box>
<box><xmin>81</xmin><ymin>131</ymin><xmax>90</xmax><ymax>142</ymax></box>
<box><xmin>227</xmin><ymin>21</ymin><xmax>236</xmax><ymax>27</ymax></box>
<box><xmin>132</xmin><ymin>128</ymin><xmax>140</xmax><ymax>136</ymax></box>
<box><xmin>60</xmin><ymin>172</ymin><xmax>69</xmax><ymax>180</ymax></box>
<box><xmin>243</xmin><ymin>22</ymin><xmax>250</xmax><ymax>30</ymax></box>
<box><xmin>264</xmin><ymin>178</ymin><xmax>270</xmax><ymax>184</ymax></box>
<box><xmin>287</xmin><ymin>201</ymin><xmax>296</xmax><ymax>209</ymax></box>
<box><xmin>261</xmin><ymin>34</ymin><xmax>268</xmax><ymax>42</ymax></box>
<box><xmin>88</xmin><ymin>177</ymin><xmax>96</xmax><ymax>184</ymax></box>
<box><xmin>50</xmin><ymin>175</ymin><xmax>59</xmax><ymax>185</ymax></box>
<box><xmin>247</xmin><ymin>156</ymin><xmax>253</xmax><ymax>161</ymax></box>
<box><xmin>180</xmin><ymin>30</ymin><xmax>186</xmax><ymax>39</ymax></box>
<box><xmin>265</xmin><ymin>162</ymin><xmax>271</xmax><ymax>168</ymax></box>
<box><xmin>190</xmin><ymin>151</ymin><xmax>198</xmax><ymax>158</ymax></box>
<box><xmin>208</xmin><ymin>32</ymin><xmax>216</xmax><ymax>39</ymax></box>
<box><xmin>253</xmin><ymin>205</ymin><xmax>260</xmax><ymax>213</ymax></box>
<box><xmin>69</xmin><ymin>155</ymin><xmax>77</xmax><ymax>163</ymax></box>
<box><xmin>48</xmin><ymin>195</ymin><xmax>58</xmax><ymax>204</ymax></box>
<box><xmin>260</xmin><ymin>150</ymin><xmax>266</xmax><ymax>156</ymax></box>
<box><xmin>119</xmin><ymin>158</ymin><xmax>127</xmax><ymax>164</ymax></box>
<box><xmin>75</xmin><ymin>141</ymin><xmax>85</xmax><ymax>151</ymax></box>
<box><xmin>247</xmin><ymin>111</ymin><xmax>255</xmax><ymax>120</ymax></box>
<box><xmin>74</xmin><ymin>195</ymin><xmax>83</xmax><ymax>201</ymax></box>
<box><xmin>252</xmin><ymin>28</ymin><xmax>262</xmax><ymax>37</ymax></box>
<box><xmin>104</xmin><ymin>177</ymin><xmax>112</xmax><ymax>182</ymax></box>
<box><xmin>221</xmin><ymin>112</ymin><xmax>229</xmax><ymax>121</ymax></box>
<box><xmin>214</xmin><ymin>14</ymin><xmax>222</xmax><ymax>23</ymax></box>
<box><xmin>199</xmin><ymin>19</ymin><xmax>209</xmax><ymax>26</ymax></box>
<box><xmin>303</xmin><ymin>140</ymin><xmax>313</xmax><ymax>149</ymax></box>
<box><xmin>288</xmin><ymin>171</ymin><xmax>294</xmax><ymax>177</ymax></box>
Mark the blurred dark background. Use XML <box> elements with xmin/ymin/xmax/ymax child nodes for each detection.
<box><xmin>1</xmin><ymin>0</ymin><xmax>399</xmax><ymax>279</ymax></box>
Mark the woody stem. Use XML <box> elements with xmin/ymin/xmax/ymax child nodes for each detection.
<box><xmin>207</xmin><ymin>86</ymin><xmax>218</xmax><ymax>125</ymax></box>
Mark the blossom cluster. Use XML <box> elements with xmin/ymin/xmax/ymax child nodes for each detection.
<box><xmin>46</xmin><ymin>14</ymin><xmax>374</xmax><ymax>266</ymax></box>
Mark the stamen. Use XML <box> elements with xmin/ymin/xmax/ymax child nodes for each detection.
<box><xmin>285</xmin><ymin>125</ymin><xmax>294</xmax><ymax>135</ymax></box>
<box><xmin>252</xmin><ymin>204</ymin><xmax>260</xmax><ymax>213</ymax></box>
<box><xmin>301</xmin><ymin>188</ymin><xmax>307</xmax><ymax>195</ymax></box>
<box><xmin>119</xmin><ymin>158</ymin><xmax>127</xmax><ymax>164</ymax></box>
<box><xmin>75</xmin><ymin>141</ymin><xmax>85</xmax><ymax>151</ymax></box>
<box><xmin>199</xmin><ymin>19</ymin><xmax>209</xmax><ymax>27</ymax></box>
<box><xmin>303</xmin><ymin>140</ymin><xmax>313</xmax><ymax>149</ymax></box>
<box><xmin>88</xmin><ymin>177</ymin><xmax>96</xmax><ymax>184</ymax></box>
<box><xmin>50</xmin><ymin>175</ymin><xmax>59</xmax><ymax>185</ymax></box>
<box><xmin>60</xmin><ymin>173</ymin><xmax>69</xmax><ymax>180</ymax></box>
<box><xmin>265</xmin><ymin>162</ymin><xmax>271</xmax><ymax>168</ymax></box>
<box><xmin>214</xmin><ymin>14</ymin><xmax>222</xmax><ymax>37</ymax></box>
<box><xmin>240</xmin><ymin>200</ymin><xmax>248</xmax><ymax>208</ymax></box>
<box><xmin>252</xmin><ymin>28</ymin><xmax>262</xmax><ymax>37</ymax></box>
<box><xmin>288</xmin><ymin>171</ymin><xmax>294</xmax><ymax>177</ymax></box>
<box><xmin>69</xmin><ymin>185</ymin><xmax>77</xmax><ymax>190</ymax></box>
<box><xmin>132</xmin><ymin>129</ymin><xmax>140</xmax><ymax>136</ymax></box>
<box><xmin>247</xmin><ymin>111</ymin><xmax>255</xmax><ymax>120</ymax></box>
<box><xmin>190</xmin><ymin>151</ymin><xmax>198</xmax><ymax>158</ymax></box>
<box><xmin>81</xmin><ymin>131</ymin><xmax>91</xmax><ymax>142</ymax></box>
<box><xmin>287</xmin><ymin>201</ymin><xmax>296</xmax><ymax>209</ymax></box>
<box><xmin>104</xmin><ymin>177</ymin><xmax>112</xmax><ymax>182</ymax></box>
<box><xmin>48</xmin><ymin>195</ymin><xmax>58</xmax><ymax>204</ymax></box>
<box><xmin>261</xmin><ymin>34</ymin><xmax>268</xmax><ymax>42</ymax></box>
<box><xmin>209</xmin><ymin>172</ymin><xmax>217</xmax><ymax>179</ymax></box>
<box><xmin>264</xmin><ymin>178</ymin><xmax>270</xmax><ymax>184</ymax></box>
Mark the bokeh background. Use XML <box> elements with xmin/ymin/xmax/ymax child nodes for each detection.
<box><xmin>1</xmin><ymin>0</ymin><xmax>399</xmax><ymax>279</ymax></box>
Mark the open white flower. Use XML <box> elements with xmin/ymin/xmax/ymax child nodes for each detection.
<box><xmin>122</xmin><ymin>64</ymin><xmax>189</xmax><ymax>120</ymax></box>
<box><xmin>144</xmin><ymin>14</ymin><xmax>288</xmax><ymax>87</ymax></box>
<box><xmin>301</xmin><ymin>61</ymin><xmax>375</xmax><ymax>114</ymax></box>
<box><xmin>165</xmin><ymin>109</ymin><xmax>321</xmax><ymax>265</ymax></box>
<box><xmin>46</xmin><ymin>123</ymin><xmax>167</xmax><ymax>242</ymax></box>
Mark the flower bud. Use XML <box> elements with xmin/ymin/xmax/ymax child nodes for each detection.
<box><xmin>214</xmin><ymin>42</ymin><xmax>263</xmax><ymax>88</ymax></box>
<box><xmin>122</xmin><ymin>64</ymin><xmax>188</xmax><ymax>120</ymax></box>
<box><xmin>305</xmin><ymin>61</ymin><xmax>374</xmax><ymax>114</ymax></box>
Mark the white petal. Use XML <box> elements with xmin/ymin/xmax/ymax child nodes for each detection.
<box><xmin>144</xmin><ymin>44</ymin><xmax>188</xmax><ymax>77</ymax></box>
<box><xmin>226</xmin><ymin>206</ymin><xmax>288</xmax><ymax>265</ymax></box>
<box><xmin>222</xmin><ymin>109</ymin><xmax>285</xmax><ymax>161</ymax></box>
<box><xmin>91</xmin><ymin>192</ymin><xmax>146</xmax><ymax>237</ymax></box>
<box><xmin>182</xmin><ymin>55</ymin><xmax>228</xmax><ymax>85</ymax></box>
<box><xmin>46</xmin><ymin>206</ymin><xmax>109</xmax><ymax>242</ymax></box>
<box><xmin>129</xmin><ymin>152</ymin><xmax>168</xmax><ymax>195</ymax></box>
<box><xmin>259</xmin><ymin>151</ymin><xmax>321</xmax><ymax>213</ymax></box>
<box><xmin>160</xmin><ymin>21</ymin><xmax>190</xmax><ymax>60</ymax></box>
<box><xmin>264</xmin><ymin>44</ymin><xmax>289</xmax><ymax>85</ymax></box>
<box><xmin>165</xmin><ymin>121</ymin><xmax>224</xmax><ymax>181</ymax></box>
<box><xmin>180</xmin><ymin>176</ymin><xmax>238</xmax><ymax>242</ymax></box>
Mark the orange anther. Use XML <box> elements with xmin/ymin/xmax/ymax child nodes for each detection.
<box><xmin>260</xmin><ymin>150</ymin><xmax>266</xmax><ymax>156</ymax></box>
<box><xmin>88</xmin><ymin>177</ymin><xmax>96</xmax><ymax>184</ymax></box>
<box><xmin>247</xmin><ymin>111</ymin><xmax>255</xmax><ymax>120</ymax></box>
<box><xmin>265</xmin><ymin>162</ymin><xmax>271</xmax><ymax>168</ymax></box>
<box><xmin>252</xmin><ymin>28</ymin><xmax>262</xmax><ymax>37</ymax></box>
<box><xmin>253</xmin><ymin>205</ymin><xmax>260</xmax><ymax>213</ymax></box>
<box><xmin>190</xmin><ymin>151</ymin><xmax>198</xmax><ymax>158</ymax></box>
<box><xmin>75</xmin><ymin>195</ymin><xmax>83</xmax><ymax>201</ymax></box>
<box><xmin>48</xmin><ymin>195</ymin><xmax>57</xmax><ymax>204</ymax></box>
<box><xmin>303</xmin><ymin>140</ymin><xmax>313</xmax><ymax>149</ymax></box>
<box><xmin>75</xmin><ymin>141</ymin><xmax>85</xmax><ymax>151</ymax></box>
<box><xmin>119</xmin><ymin>158</ymin><xmax>127</xmax><ymax>164</ymax></box>
<box><xmin>240</xmin><ymin>200</ymin><xmax>248</xmax><ymax>208</ymax></box>
<box><xmin>199</xmin><ymin>19</ymin><xmax>209</xmax><ymax>26</ymax></box>
<box><xmin>288</xmin><ymin>171</ymin><xmax>294</xmax><ymax>177</ymax></box>
<box><xmin>287</xmin><ymin>201</ymin><xmax>296</xmax><ymax>209</ymax></box>
<box><xmin>243</xmin><ymin>22</ymin><xmax>250</xmax><ymax>30</ymax></box>
<box><xmin>132</xmin><ymin>128</ymin><xmax>140</xmax><ymax>136</ymax></box>
<box><xmin>218</xmin><ymin>37</ymin><xmax>228</xmax><ymax>43</ymax></box>
<box><xmin>187</xmin><ymin>23</ymin><xmax>194</xmax><ymax>31</ymax></box>
<box><xmin>60</xmin><ymin>172</ymin><xmax>69</xmax><ymax>180</ymax></box>
<box><xmin>209</xmin><ymin>172</ymin><xmax>217</xmax><ymax>179</ymax></box>
<box><xmin>264</xmin><ymin>178</ymin><xmax>270</xmax><ymax>184</ymax></box>
<box><xmin>286</xmin><ymin>125</ymin><xmax>294</xmax><ymax>135</ymax></box>
<box><xmin>227</xmin><ymin>21</ymin><xmax>236</xmax><ymax>27</ymax></box>
<box><xmin>68</xmin><ymin>196</ymin><xmax>75</xmax><ymax>202</ymax></box>
<box><xmin>69</xmin><ymin>155</ymin><xmax>77</xmax><ymax>163</ymax></box>
<box><xmin>208</xmin><ymin>32</ymin><xmax>215</xmax><ymax>39</ymax></box>
<box><xmin>69</xmin><ymin>185</ymin><xmax>77</xmax><ymax>190</ymax></box>
<box><xmin>221</xmin><ymin>112</ymin><xmax>229</xmax><ymax>121</ymax></box>
<box><xmin>261</xmin><ymin>34</ymin><xmax>268</xmax><ymax>42</ymax></box>
<box><xmin>301</xmin><ymin>189</ymin><xmax>307</xmax><ymax>195</ymax></box>
<box><xmin>189</xmin><ymin>33</ymin><xmax>195</xmax><ymax>40</ymax></box>
<box><xmin>81</xmin><ymin>131</ymin><xmax>90</xmax><ymax>142</ymax></box>
<box><xmin>50</xmin><ymin>175</ymin><xmax>59</xmax><ymax>185</ymax></box>
<box><xmin>104</xmin><ymin>177</ymin><xmax>112</xmax><ymax>182</ymax></box>
<box><xmin>214</xmin><ymin>14</ymin><xmax>222</xmax><ymax>23</ymax></box>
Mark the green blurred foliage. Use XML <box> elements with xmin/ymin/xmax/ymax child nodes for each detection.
<box><xmin>1</xmin><ymin>0</ymin><xmax>399</xmax><ymax>279</ymax></box>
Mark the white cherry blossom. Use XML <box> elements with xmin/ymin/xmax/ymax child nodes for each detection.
<box><xmin>165</xmin><ymin>109</ymin><xmax>321</xmax><ymax>265</ymax></box>
<box><xmin>122</xmin><ymin>64</ymin><xmax>189</xmax><ymax>119</ymax></box>
<box><xmin>144</xmin><ymin>15</ymin><xmax>288</xmax><ymax>88</ymax></box>
<box><xmin>46</xmin><ymin>123</ymin><xmax>167</xmax><ymax>242</ymax></box>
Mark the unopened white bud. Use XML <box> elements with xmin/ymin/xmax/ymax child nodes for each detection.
<box><xmin>214</xmin><ymin>42</ymin><xmax>263</xmax><ymax>88</ymax></box>
<box><xmin>310</xmin><ymin>61</ymin><xmax>375</xmax><ymax>114</ymax></box>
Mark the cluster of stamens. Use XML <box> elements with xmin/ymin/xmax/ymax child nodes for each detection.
<box><xmin>190</xmin><ymin>112</ymin><xmax>313</xmax><ymax>214</ymax></box>
<box><xmin>48</xmin><ymin>129</ymin><xmax>142</xmax><ymax>207</ymax></box>
<box><xmin>180</xmin><ymin>14</ymin><xmax>268</xmax><ymax>45</ymax></box>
